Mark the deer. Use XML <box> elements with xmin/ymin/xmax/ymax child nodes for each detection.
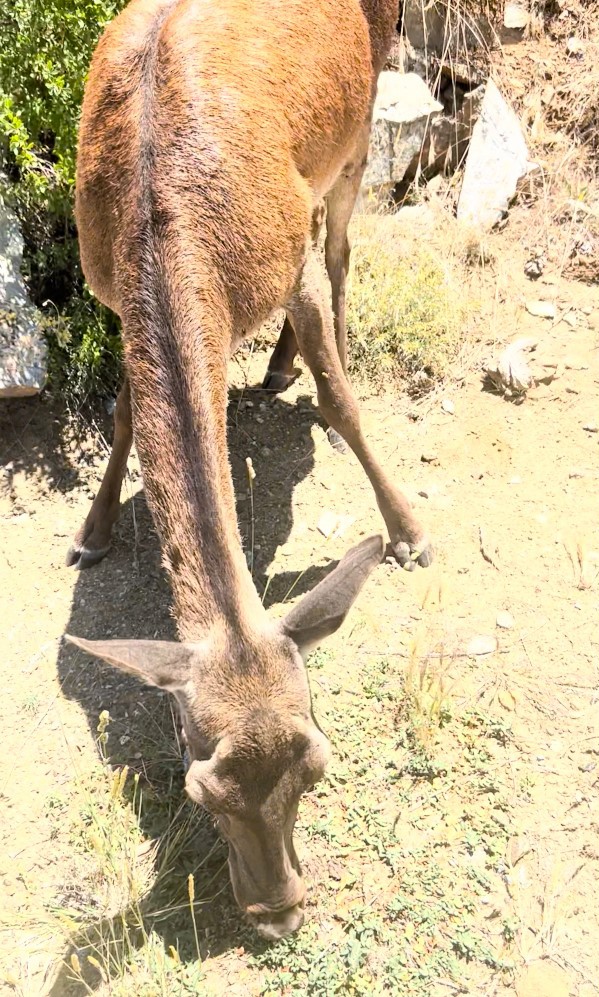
<box><xmin>65</xmin><ymin>0</ymin><xmax>433</xmax><ymax>940</ymax></box>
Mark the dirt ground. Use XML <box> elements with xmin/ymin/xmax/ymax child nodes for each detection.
<box><xmin>1</xmin><ymin>237</ymin><xmax>598</xmax><ymax>996</ymax></box>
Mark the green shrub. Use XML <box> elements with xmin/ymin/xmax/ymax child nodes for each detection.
<box><xmin>347</xmin><ymin>213</ymin><xmax>467</xmax><ymax>387</ymax></box>
<box><xmin>0</xmin><ymin>0</ymin><xmax>126</xmax><ymax>402</ymax></box>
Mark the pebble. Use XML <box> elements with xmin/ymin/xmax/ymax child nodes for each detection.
<box><xmin>583</xmin><ymin>423</ymin><xmax>598</xmax><ymax>433</ymax></box>
<box><xmin>496</xmin><ymin>610</ymin><xmax>514</xmax><ymax>630</ymax></box>
<box><xmin>526</xmin><ymin>299</ymin><xmax>556</xmax><ymax>320</ymax></box>
<box><xmin>562</xmin><ymin>310</ymin><xmax>577</xmax><ymax>328</ymax></box>
<box><xmin>317</xmin><ymin>510</ymin><xmax>355</xmax><ymax>539</ymax></box>
<box><xmin>569</xmin><ymin>468</ymin><xmax>586</xmax><ymax>478</ymax></box>
<box><xmin>441</xmin><ymin>398</ymin><xmax>455</xmax><ymax>415</ymax></box>
<box><xmin>421</xmin><ymin>452</ymin><xmax>439</xmax><ymax>464</ymax></box>
<box><xmin>466</xmin><ymin>635</ymin><xmax>497</xmax><ymax>656</ymax></box>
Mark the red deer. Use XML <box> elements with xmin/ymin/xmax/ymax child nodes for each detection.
<box><xmin>66</xmin><ymin>0</ymin><xmax>432</xmax><ymax>939</ymax></box>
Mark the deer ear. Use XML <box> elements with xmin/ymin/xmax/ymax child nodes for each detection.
<box><xmin>281</xmin><ymin>534</ymin><xmax>384</xmax><ymax>653</ymax></box>
<box><xmin>65</xmin><ymin>634</ymin><xmax>196</xmax><ymax>691</ymax></box>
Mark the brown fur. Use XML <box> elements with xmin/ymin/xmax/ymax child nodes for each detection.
<box><xmin>68</xmin><ymin>0</ymin><xmax>432</xmax><ymax>938</ymax></box>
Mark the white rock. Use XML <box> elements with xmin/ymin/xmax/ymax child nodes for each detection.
<box><xmin>0</xmin><ymin>190</ymin><xmax>47</xmax><ymax>397</ymax></box>
<box><xmin>496</xmin><ymin>611</ymin><xmax>514</xmax><ymax>630</ymax></box>
<box><xmin>317</xmin><ymin>511</ymin><xmax>355</xmax><ymax>539</ymax></box>
<box><xmin>362</xmin><ymin>72</ymin><xmax>443</xmax><ymax>188</ymax></box>
<box><xmin>466</xmin><ymin>635</ymin><xmax>498</xmax><ymax>656</ymax></box>
<box><xmin>526</xmin><ymin>300</ymin><xmax>557</xmax><ymax>320</ymax></box>
<box><xmin>457</xmin><ymin>80</ymin><xmax>534</xmax><ymax>231</ymax></box>
<box><xmin>441</xmin><ymin>398</ymin><xmax>455</xmax><ymax>415</ymax></box>
<box><xmin>484</xmin><ymin>337</ymin><xmax>537</xmax><ymax>396</ymax></box>
<box><xmin>504</xmin><ymin>1</ymin><xmax>529</xmax><ymax>29</ymax></box>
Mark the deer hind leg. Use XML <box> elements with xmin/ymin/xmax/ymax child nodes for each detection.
<box><xmin>262</xmin><ymin>316</ymin><xmax>299</xmax><ymax>392</ymax></box>
<box><xmin>262</xmin><ymin>201</ymin><xmax>327</xmax><ymax>393</ymax></box>
<box><xmin>66</xmin><ymin>377</ymin><xmax>133</xmax><ymax>569</ymax></box>
<box><xmin>322</xmin><ymin>129</ymin><xmax>370</xmax><ymax>451</ymax></box>
<box><xmin>287</xmin><ymin>249</ymin><xmax>432</xmax><ymax>569</ymax></box>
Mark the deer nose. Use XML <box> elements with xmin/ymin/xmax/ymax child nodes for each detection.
<box><xmin>250</xmin><ymin>903</ymin><xmax>305</xmax><ymax>941</ymax></box>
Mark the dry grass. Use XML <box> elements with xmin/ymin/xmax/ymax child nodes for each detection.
<box><xmin>346</xmin><ymin>210</ymin><xmax>472</xmax><ymax>390</ymax></box>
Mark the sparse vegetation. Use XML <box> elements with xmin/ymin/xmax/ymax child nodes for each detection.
<box><xmin>24</xmin><ymin>639</ymin><xmax>520</xmax><ymax>995</ymax></box>
<box><xmin>347</xmin><ymin>214</ymin><xmax>469</xmax><ymax>389</ymax></box>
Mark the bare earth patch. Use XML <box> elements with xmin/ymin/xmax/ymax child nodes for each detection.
<box><xmin>1</xmin><ymin>239</ymin><xmax>598</xmax><ymax>996</ymax></box>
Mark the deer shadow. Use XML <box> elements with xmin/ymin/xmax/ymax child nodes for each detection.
<box><xmin>51</xmin><ymin>387</ymin><xmax>340</xmax><ymax>991</ymax></box>
<box><xmin>0</xmin><ymin>395</ymin><xmax>91</xmax><ymax>494</ymax></box>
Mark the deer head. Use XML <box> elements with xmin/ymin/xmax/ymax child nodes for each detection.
<box><xmin>66</xmin><ymin>534</ymin><xmax>383</xmax><ymax>939</ymax></box>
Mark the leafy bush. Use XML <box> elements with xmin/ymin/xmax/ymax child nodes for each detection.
<box><xmin>0</xmin><ymin>0</ymin><xmax>126</xmax><ymax>402</ymax></box>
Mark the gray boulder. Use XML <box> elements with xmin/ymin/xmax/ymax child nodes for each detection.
<box><xmin>457</xmin><ymin>79</ymin><xmax>534</xmax><ymax>230</ymax></box>
<box><xmin>362</xmin><ymin>72</ymin><xmax>443</xmax><ymax>190</ymax></box>
<box><xmin>0</xmin><ymin>194</ymin><xmax>47</xmax><ymax>397</ymax></box>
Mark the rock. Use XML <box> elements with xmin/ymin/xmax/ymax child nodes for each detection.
<box><xmin>402</xmin><ymin>0</ymin><xmax>446</xmax><ymax>53</ymax></box>
<box><xmin>0</xmin><ymin>192</ymin><xmax>47</xmax><ymax>397</ymax></box>
<box><xmin>466</xmin><ymin>635</ymin><xmax>497</xmax><ymax>656</ymax></box>
<box><xmin>402</xmin><ymin>0</ymin><xmax>493</xmax><ymax>65</ymax></box>
<box><xmin>569</xmin><ymin>468</ymin><xmax>586</xmax><ymax>479</ymax></box>
<box><xmin>421</xmin><ymin>452</ymin><xmax>439</xmax><ymax>464</ymax></box>
<box><xmin>441</xmin><ymin>398</ymin><xmax>455</xmax><ymax>414</ymax></box>
<box><xmin>496</xmin><ymin>610</ymin><xmax>514</xmax><ymax>630</ymax></box>
<box><xmin>317</xmin><ymin>511</ymin><xmax>355</xmax><ymax>539</ymax></box>
<box><xmin>524</xmin><ymin>257</ymin><xmax>544</xmax><ymax>279</ymax></box>
<box><xmin>416</xmin><ymin>85</ymin><xmax>485</xmax><ymax>177</ymax></box>
<box><xmin>525</xmin><ymin>300</ymin><xmax>556</xmax><ymax>320</ymax></box>
<box><xmin>562</xmin><ymin>310</ymin><xmax>577</xmax><ymax>328</ymax></box>
<box><xmin>504</xmin><ymin>1</ymin><xmax>529</xmax><ymax>29</ymax></box>
<box><xmin>582</xmin><ymin>423</ymin><xmax>598</xmax><ymax>433</ymax></box>
<box><xmin>566</xmin><ymin>36</ymin><xmax>585</xmax><ymax>59</ymax></box>
<box><xmin>457</xmin><ymin>80</ymin><xmax>534</xmax><ymax>231</ymax></box>
<box><xmin>362</xmin><ymin>72</ymin><xmax>443</xmax><ymax>189</ymax></box>
<box><xmin>484</xmin><ymin>337</ymin><xmax>537</xmax><ymax>398</ymax></box>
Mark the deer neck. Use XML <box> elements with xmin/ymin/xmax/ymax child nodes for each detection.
<box><xmin>123</xmin><ymin>278</ymin><xmax>265</xmax><ymax>643</ymax></box>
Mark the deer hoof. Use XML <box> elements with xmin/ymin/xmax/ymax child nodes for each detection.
<box><xmin>392</xmin><ymin>539</ymin><xmax>434</xmax><ymax>570</ymax></box>
<box><xmin>326</xmin><ymin>427</ymin><xmax>349</xmax><ymax>454</ymax></box>
<box><xmin>261</xmin><ymin>369</ymin><xmax>297</xmax><ymax>393</ymax></box>
<box><xmin>66</xmin><ymin>542</ymin><xmax>111</xmax><ymax>570</ymax></box>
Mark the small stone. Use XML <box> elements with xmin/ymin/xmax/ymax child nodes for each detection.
<box><xmin>441</xmin><ymin>398</ymin><xmax>455</xmax><ymax>415</ymax></box>
<box><xmin>417</xmin><ymin>489</ymin><xmax>429</xmax><ymax>499</ymax></box>
<box><xmin>566</xmin><ymin>36</ymin><xmax>585</xmax><ymax>59</ymax></box>
<box><xmin>504</xmin><ymin>0</ymin><xmax>529</xmax><ymax>29</ymax></box>
<box><xmin>466</xmin><ymin>635</ymin><xmax>497</xmax><ymax>656</ymax></box>
<box><xmin>583</xmin><ymin>423</ymin><xmax>598</xmax><ymax>433</ymax></box>
<box><xmin>524</xmin><ymin>257</ymin><xmax>544</xmax><ymax>280</ymax></box>
<box><xmin>562</xmin><ymin>310</ymin><xmax>578</xmax><ymax>328</ymax></box>
<box><xmin>582</xmin><ymin>305</ymin><xmax>593</xmax><ymax>315</ymax></box>
<box><xmin>526</xmin><ymin>300</ymin><xmax>556</xmax><ymax>320</ymax></box>
<box><xmin>569</xmin><ymin>468</ymin><xmax>586</xmax><ymax>479</ymax></box>
<box><xmin>496</xmin><ymin>610</ymin><xmax>514</xmax><ymax>629</ymax></box>
<box><xmin>509</xmin><ymin>476</ymin><xmax>521</xmax><ymax>485</ymax></box>
<box><xmin>317</xmin><ymin>510</ymin><xmax>355</xmax><ymax>539</ymax></box>
<box><xmin>421</xmin><ymin>452</ymin><xmax>439</xmax><ymax>464</ymax></box>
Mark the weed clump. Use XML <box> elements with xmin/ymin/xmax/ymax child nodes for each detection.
<box><xmin>347</xmin><ymin>213</ymin><xmax>468</xmax><ymax>389</ymax></box>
